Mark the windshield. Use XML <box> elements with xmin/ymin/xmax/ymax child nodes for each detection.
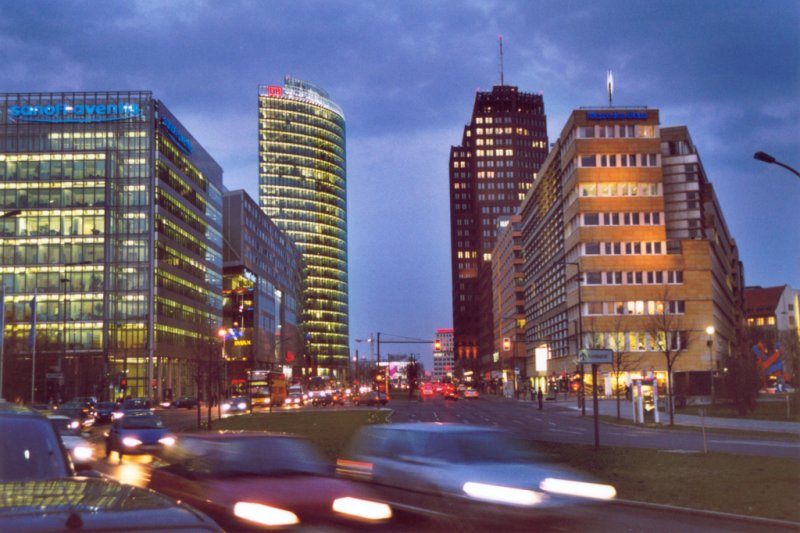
<box><xmin>121</xmin><ymin>416</ymin><xmax>165</xmax><ymax>429</ymax></box>
<box><xmin>0</xmin><ymin>418</ymin><xmax>70</xmax><ymax>481</ymax></box>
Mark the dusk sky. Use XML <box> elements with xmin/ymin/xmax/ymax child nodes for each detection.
<box><xmin>3</xmin><ymin>1</ymin><xmax>798</xmax><ymax>369</ymax></box>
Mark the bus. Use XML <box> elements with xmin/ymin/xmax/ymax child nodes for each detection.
<box><xmin>247</xmin><ymin>370</ymin><xmax>287</xmax><ymax>407</ymax></box>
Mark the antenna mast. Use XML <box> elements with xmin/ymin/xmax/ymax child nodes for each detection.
<box><xmin>607</xmin><ymin>70</ymin><xmax>614</xmax><ymax>107</ymax></box>
<box><xmin>499</xmin><ymin>35</ymin><xmax>505</xmax><ymax>86</ymax></box>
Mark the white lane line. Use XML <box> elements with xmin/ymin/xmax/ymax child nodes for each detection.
<box><xmin>708</xmin><ymin>439</ymin><xmax>800</xmax><ymax>448</ymax></box>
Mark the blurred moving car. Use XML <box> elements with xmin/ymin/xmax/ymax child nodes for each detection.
<box><xmin>48</xmin><ymin>414</ymin><xmax>94</xmax><ymax>469</ymax></box>
<box><xmin>55</xmin><ymin>402</ymin><xmax>96</xmax><ymax>431</ymax></box>
<box><xmin>463</xmin><ymin>387</ymin><xmax>480</xmax><ymax>399</ymax></box>
<box><xmin>339</xmin><ymin>423</ymin><xmax>615</xmax><ymax>523</ymax></box>
<box><xmin>94</xmin><ymin>401</ymin><xmax>122</xmax><ymax>424</ymax></box>
<box><xmin>105</xmin><ymin>411</ymin><xmax>176</xmax><ymax>462</ymax></box>
<box><xmin>352</xmin><ymin>391</ymin><xmax>388</xmax><ymax>406</ymax></box>
<box><xmin>221</xmin><ymin>396</ymin><xmax>250</xmax><ymax>414</ymax></box>
<box><xmin>443</xmin><ymin>384</ymin><xmax>459</xmax><ymax>401</ymax></box>
<box><xmin>286</xmin><ymin>385</ymin><xmax>307</xmax><ymax>406</ymax></box>
<box><xmin>147</xmin><ymin>432</ymin><xmax>392</xmax><ymax>530</ymax></box>
<box><xmin>170</xmin><ymin>396</ymin><xmax>200</xmax><ymax>409</ymax></box>
<box><xmin>312</xmin><ymin>390</ymin><xmax>345</xmax><ymax>406</ymax></box>
<box><xmin>0</xmin><ymin>402</ymin><xmax>222</xmax><ymax>532</ymax></box>
<box><xmin>420</xmin><ymin>383</ymin><xmax>434</xmax><ymax>398</ymax></box>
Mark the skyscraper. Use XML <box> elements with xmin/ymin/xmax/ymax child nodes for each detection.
<box><xmin>258</xmin><ymin>78</ymin><xmax>349</xmax><ymax>377</ymax></box>
<box><xmin>449</xmin><ymin>85</ymin><xmax>548</xmax><ymax>372</ymax></box>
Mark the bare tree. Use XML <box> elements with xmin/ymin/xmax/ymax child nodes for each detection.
<box><xmin>646</xmin><ymin>295</ymin><xmax>692</xmax><ymax>426</ymax></box>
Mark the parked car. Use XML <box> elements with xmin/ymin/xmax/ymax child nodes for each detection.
<box><xmin>170</xmin><ymin>396</ymin><xmax>200</xmax><ymax>409</ymax></box>
<box><xmin>339</xmin><ymin>423</ymin><xmax>616</xmax><ymax>523</ymax></box>
<box><xmin>105</xmin><ymin>411</ymin><xmax>176</xmax><ymax>462</ymax></box>
<box><xmin>0</xmin><ymin>402</ymin><xmax>222</xmax><ymax>532</ymax></box>
<box><xmin>147</xmin><ymin>432</ymin><xmax>392</xmax><ymax>530</ymax></box>
<box><xmin>352</xmin><ymin>390</ymin><xmax>388</xmax><ymax>406</ymax></box>
<box><xmin>48</xmin><ymin>414</ymin><xmax>94</xmax><ymax>469</ymax></box>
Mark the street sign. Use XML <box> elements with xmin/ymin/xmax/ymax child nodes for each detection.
<box><xmin>578</xmin><ymin>349</ymin><xmax>613</xmax><ymax>364</ymax></box>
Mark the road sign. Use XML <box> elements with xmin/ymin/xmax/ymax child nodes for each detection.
<box><xmin>578</xmin><ymin>349</ymin><xmax>613</xmax><ymax>364</ymax></box>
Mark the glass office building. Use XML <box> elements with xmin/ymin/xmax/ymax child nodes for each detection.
<box><xmin>0</xmin><ymin>91</ymin><xmax>223</xmax><ymax>402</ymax></box>
<box><xmin>258</xmin><ymin>78</ymin><xmax>349</xmax><ymax>377</ymax></box>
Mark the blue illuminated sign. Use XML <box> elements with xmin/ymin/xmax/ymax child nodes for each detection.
<box><xmin>8</xmin><ymin>103</ymin><xmax>141</xmax><ymax>123</ymax></box>
<box><xmin>586</xmin><ymin>111</ymin><xmax>648</xmax><ymax>120</ymax></box>
<box><xmin>161</xmin><ymin>117</ymin><xmax>193</xmax><ymax>155</ymax></box>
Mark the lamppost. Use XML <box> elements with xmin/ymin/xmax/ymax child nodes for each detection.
<box><xmin>706</xmin><ymin>325</ymin><xmax>715</xmax><ymax>405</ymax></box>
<box><xmin>754</xmin><ymin>151</ymin><xmax>800</xmax><ymax>178</ymax></box>
<box><xmin>562</xmin><ymin>261</ymin><xmax>585</xmax><ymax>416</ymax></box>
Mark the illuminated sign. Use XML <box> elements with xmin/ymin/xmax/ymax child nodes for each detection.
<box><xmin>234</xmin><ymin>339</ymin><xmax>252</xmax><ymax>346</ymax></box>
<box><xmin>8</xmin><ymin>102</ymin><xmax>141</xmax><ymax>123</ymax></box>
<box><xmin>161</xmin><ymin>117</ymin><xmax>193</xmax><ymax>155</ymax></box>
<box><xmin>267</xmin><ymin>85</ymin><xmax>283</xmax><ymax>97</ymax></box>
<box><xmin>586</xmin><ymin>111</ymin><xmax>647</xmax><ymax>120</ymax></box>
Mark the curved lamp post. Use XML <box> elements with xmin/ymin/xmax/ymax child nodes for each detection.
<box><xmin>754</xmin><ymin>152</ymin><xmax>800</xmax><ymax>178</ymax></box>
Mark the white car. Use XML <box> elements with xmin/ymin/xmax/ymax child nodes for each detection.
<box><xmin>48</xmin><ymin>414</ymin><xmax>94</xmax><ymax>467</ymax></box>
<box><xmin>339</xmin><ymin>423</ymin><xmax>616</xmax><ymax>522</ymax></box>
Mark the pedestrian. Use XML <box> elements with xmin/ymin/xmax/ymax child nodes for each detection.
<box><xmin>537</xmin><ymin>388</ymin><xmax>543</xmax><ymax>410</ymax></box>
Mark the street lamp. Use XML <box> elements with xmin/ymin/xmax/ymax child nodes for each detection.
<box><xmin>754</xmin><ymin>151</ymin><xmax>800</xmax><ymax>178</ymax></box>
<box><xmin>706</xmin><ymin>325</ymin><xmax>715</xmax><ymax>405</ymax></box>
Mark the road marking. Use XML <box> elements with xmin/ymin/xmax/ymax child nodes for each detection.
<box><xmin>548</xmin><ymin>428</ymin><xmax>584</xmax><ymax>435</ymax></box>
<box><xmin>548</xmin><ymin>421</ymin><xmax>557</xmax><ymax>426</ymax></box>
<box><xmin>708</xmin><ymin>439</ymin><xmax>800</xmax><ymax>448</ymax></box>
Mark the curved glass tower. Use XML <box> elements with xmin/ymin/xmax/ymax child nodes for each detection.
<box><xmin>258</xmin><ymin>77</ymin><xmax>348</xmax><ymax>377</ymax></box>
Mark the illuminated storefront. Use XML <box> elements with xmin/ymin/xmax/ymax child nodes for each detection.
<box><xmin>257</xmin><ymin>78</ymin><xmax>349</xmax><ymax>377</ymax></box>
<box><xmin>0</xmin><ymin>91</ymin><xmax>223</xmax><ymax>402</ymax></box>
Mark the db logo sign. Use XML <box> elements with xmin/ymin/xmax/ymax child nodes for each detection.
<box><xmin>267</xmin><ymin>86</ymin><xmax>283</xmax><ymax>97</ymax></box>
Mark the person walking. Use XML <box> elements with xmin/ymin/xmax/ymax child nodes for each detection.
<box><xmin>537</xmin><ymin>388</ymin><xmax>544</xmax><ymax>410</ymax></box>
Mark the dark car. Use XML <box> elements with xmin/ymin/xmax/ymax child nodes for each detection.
<box><xmin>105</xmin><ymin>411</ymin><xmax>176</xmax><ymax>462</ymax></box>
<box><xmin>55</xmin><ymin>402</ymin><xmax>95</xmax><ymax>431</ymax></box>
<box><xmin>221</xmin><ymin>396</ymin><xmax>250</xmax><ymax>414</ymax></box>
<box><xmin>94</xmin><ymin>401</ymin><xmax>122</xmax><ymax>424</ymax></box>
<box><xmin>170</xmin><ymin>396</ymin><xmax>200</xmax><ymax>409</ymax></box>
<box><xmin>147</xmin><ymin>432</ymin><xmax>392</xmax><ymax>530</ymax></box>
<box><xmin>0</xmin><ymin>402</ymin><xmax>222</xmax><ymax>532</ymax></box>
<box><xmin>120</xmin><ymin>397</ymin><xmax>154</xmax><ymax>412</ymax></box>
<box><xmin>352</xmin><ymin>390</ymin><xmax>388</xmax><ymax>406</ymax></box>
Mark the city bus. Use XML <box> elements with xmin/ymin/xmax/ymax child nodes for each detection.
<box><xmin>247</xmin><ymin>370</ymin><xmax>287</xmax><ymax>407</ymax></box>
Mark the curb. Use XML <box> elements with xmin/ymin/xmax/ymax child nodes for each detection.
<box><xmin>612</xmin><ymin>497</ymin><xmax>800</xmax><ymax>529</ymax></box>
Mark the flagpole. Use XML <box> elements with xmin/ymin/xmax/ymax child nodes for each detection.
<box><xmin>30</xmin><ymin>289</ymin><xmax>37</xmax><ymax>403</ymax></box>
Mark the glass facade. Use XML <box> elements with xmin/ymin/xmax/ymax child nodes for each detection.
<box><xmin>257</xmin><ymin>78</ymin><xmax>348</xmax><ymax>376</ymax></box>
<box><xmin>0</xmin><ymin>92</ymin><xmax>222</xmax><ymax>402</ymax></box>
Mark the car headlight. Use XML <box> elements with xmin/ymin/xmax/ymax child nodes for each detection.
<box><xmin>539</xmin><ymin>478</ymin><xmax>617</xmax><ymax>500</ymax></box>
<box><xmin>462</xmin><ymin>482</ymin><xmax>545</xmax><ymax>506</ymax></box>
<box><xmin>221</xmin><ymin>403</ymin><xmax>231</xmax><ymax>412</ymax></box>
<box><xmin>234</xmin><ymin>502</ymin><xmax>299</xmax><ymax>527</ymax></box>
<box><xmin>112</xmin><ymin>411</ymin><xmax>124</xmax><ymax>419</ymax></box>
<box><xmin>159</xmin><ymin>436</ymin><xmax>177</xmax><ymax>446</ymax></box>
<box><xmin>122</xmin><ymin>437</ymin><xmax>142</xmax><ymax>448</ymax></box>
<box><xmin>237</xmin><ymin>402</ymin><xmax>247</xmax><ymax>410</ymax></box>
<box><xmin>69</xmin><ymin>420</ymin><xmax>80</xmax><ymax>430</ymax></box>
<box><xmin>332</xmin><ymin>497</ymin><xmax>392</xmax><ymax>521</ymax></box>
<box><xmin>72</xmin><ymin>445</ymin><xmax>93</xmax><ymax>461</ymax></box>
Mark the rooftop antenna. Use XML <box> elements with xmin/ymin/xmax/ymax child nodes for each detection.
<box><xmin>607</xmin><ymin>69</ymin><xmax>614</xmax><ymax>107</ymax></box>
<box><xmin>499</xmin><ymin>35</ymin><xmax>505</xmax><ymax>86</ymax></box>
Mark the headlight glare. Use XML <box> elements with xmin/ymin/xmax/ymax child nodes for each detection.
<box><xmin>122</xmin><ymin>437</ymin><xmax>142</xmax><ymax>448</ymax></box>
<box><xmin>159</xmin><ymin>436</ymin><xmax>177</xmax><ymax>446</ymax></box>
<box><xmin>462</xmin><ymin>481</ymin><xmax>545</xmax><ymax>506</ymax></box>
<box><xmin>332</xmin><ymin>497</ymin><xmax>392</xmax><ymax>521</ymax></box>
<box><xmin>234</xmin><ymin>502</ymin><xmax>299</xmax><ymax>527</ymax></box>
<box><xmin>539</xmin><ymin>478</ymin><xmax>617</xmax><ymax>500</ymax></box>
<box><xmin>73</xmin><ymin>446</ymin><xmax>93</xmax><ymax>461</ymax></box>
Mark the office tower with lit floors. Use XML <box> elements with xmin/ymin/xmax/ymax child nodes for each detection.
<box><xmin>258</xmin><ymin>78</ymin><xmax>349</xmax><ymax>378</ymax></box>
<box><xmin>0</xmin><ymin>91</ymin><xmax>223</xmax><ymax>402</ymax></box>
<box><xmin>449</xmin><ymin>85</ymin><xmax>548</xmax><ymax>374</ymax></box>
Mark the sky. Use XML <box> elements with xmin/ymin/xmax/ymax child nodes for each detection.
<box><xmin>3</xmin><ymin>0</ymin><xmax>798</xmax><ymax>370</ymax></box>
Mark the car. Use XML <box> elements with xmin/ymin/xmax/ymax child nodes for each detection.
<box><xmin>433</xmin><ymin>382</ymin><xmax>445</xmax><ymax>395</ymax></box>
<box><xmin>463</xmin><ymin>387</ymin><xmax>480</xmax><ymax>399</ymax></box>
<box><xmin>352</xmin><ymin>390</ymin><xmax>388</xmax><ymax>406</ymax></box>
<box><xmin>286</xmin><ymin>385</ymin><xmax>307</xmax><ymax>406</ymax></box>
<box><xmin>105</xmin><ymin>411</ymin><xmax>176</xmax><ymax>462</ymax></box>
<box><xmin>420</xmin><ymin>383</ymin><xmax>434</xmax><ymax>398</ymax></box>
<box><xmin>0</xmin><ymin>402</ymin><xmax>223</xmax><ymax>532</ymax></box>
<box><xmin>94</xmin><ymin>401</ymin><xmax>122</xmax><ymax>424</ymax></box>
<box><xmin>339</xmin><ymin>423</ymin><xmax>616</xmax><ymax>524</ymax></box>
<box><xmin>70</xmin><ymin>396</ymin><xmax>98</xmax><ymax>408</ymax></box>
<box><xmin>48</xmin><ymin>414</ymin><xmax>95</xmax><ymax>469</ymax></box>
<box><xmin>146</xmin><ymin>432</ymin><xmax>392</xmax><ymax>531</ymax></box>
<box><xmin>221</xmin><ymin>396</ymin><xmax>250</xmax><ymax>414</ymax></box>
<box><xmin>54</xmin><ymin>402</ymin><xmax>96</xmax><ymax>431</ymax></box>
<box><xmin>121</xmin><ymin>397</ymin><xmax>154</xmax><ymax>412</ymax></box>
<box><xmin>170</xmin><ymin>396</ymin><xmax>200</xmax><ymax>409</ymax></box>
<box><xmin>443</xmin><ymin>384</ymin><xmax>459</xmax><ymax>401</ymax></box>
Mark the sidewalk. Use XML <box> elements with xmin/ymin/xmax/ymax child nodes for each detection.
<box><xmin>548</xmin><ymin>397</ymin><xmax>800</xmax><ymax>434</ymax></box>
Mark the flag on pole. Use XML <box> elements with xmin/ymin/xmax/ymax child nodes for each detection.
<box><xmin>28</xmin><ymin>291</ymin><xmax>37</xmax><ymax>346</ymax></box>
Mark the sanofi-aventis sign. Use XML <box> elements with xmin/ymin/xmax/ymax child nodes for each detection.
<box><xmin>8</xmin><ymin>102</ymin><xmax>142</xmax><ymax>123</ymax></box>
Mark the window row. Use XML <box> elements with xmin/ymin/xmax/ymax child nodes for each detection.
<box><xmin>578</xmin><ymin>182</ymin><xmax>661</xmax><ymax>198</ymax></box>
<box><xmin>583</xmin><ymin>270</ymin><xmax>683</xmax><ymax>286</ymax></box>
<box><xmin>578</xmin><ymin>124</ymin><xmax>657</xmax><ymax>139</ymax></box>
<box><xmin>584</xmin><ymin>241</ymin><xmax>664</xmax><ymax>256</ymax></box>
<box><xmin>584</xmin><ymin>300</ymin><xmax>685</xmax><ymax>316</ymax></box>
<box><xmin>580</xmin><ymin>211</ymin><xmax>662</xmax><ymax>227</ymax></box>
<box><xmin>579</xmin><ymin>153</ymin><xmax>659</xmax><ymax>168</ymax></box>
<box><xmin>588</xmin><ymin>330</ymin><xmax>689</xmax><ymax>353</ymax></box>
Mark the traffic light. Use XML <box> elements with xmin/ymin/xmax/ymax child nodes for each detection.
<box><xmin>503</xmin><ymin>338</ymin><xmax>511</xmax><ymax>351</ymax></box>
<box><xmin>434</xmin><ymin>339</ymin><xmax>442</xmax><ymax>351</ymax></box>
<box><xmin>120</xmin><ymin>378</ymin><xmax>127</xmax><ymax>391</ymax></box>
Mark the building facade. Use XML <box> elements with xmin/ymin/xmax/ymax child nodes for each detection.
<box><xmin>744</xmin><ymin>284</ymin><xmax>799</xmax><ymax>388</ymax></box>
<box><xmin>432</xmin><ymin>328</ymin><xmax>454</xmax><ymax>381</ymax></box>
<box><xmin>0</xmin><ymin>91</ymin><xmax>223</xmax><ymax>402</ymax></box>
<box><xmin>221</xmin><ymin>190</ymin><xmax>304</xmax><ymax>392</ymax></box>
<box><xmin>449</xmin><ymin>85</ymin><xmax>548</xmax><ymax>372</ymax></box>
<box><xmin>520</xmin><ymin>108</ymin><xmax>744</xmax><ymax>397</ymax></box>
<box><xmin>257</xmin><ymin>78</ymin><xmax>349</xmax><ymax>378</ymax></box>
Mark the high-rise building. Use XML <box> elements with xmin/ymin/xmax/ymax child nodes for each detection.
<box><xmin>520</xmin><ymin>108</ymin><xmax>744</xmax><ymax>398</ymax></box>
<box><xmin>449</xmin><ymin>85</ymin><xmax>548</xmax><ymax>373</ymax></box>
<box><xmin>432</xmin><ymin>328</ymin><xmax>454</xmax><ymax>381</ymax></box>
<box><xmin>257</xmin><ymin>78</ymin><xmax>348</xmax><ymax>377</ymax></box>
<box><xmin>0</xmin><ymin>91</ymin><xmax>223</xmax><ymax>402</ymax></box>
<box><xmin>220</xmin><ymin>190</ymin><xmax>304</xmax><ymax>390</ymax></box>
